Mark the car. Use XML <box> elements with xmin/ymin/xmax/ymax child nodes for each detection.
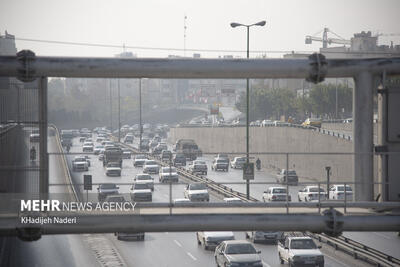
<box><xmin>105</xmin><ymin>162</ymin><xmax>122</xmax><ymax>177</ymax></box>
<box><xmin>72</xmin><ymin>156</ymin><xmax>89</xmax><ymax>172</ymax></box>
<box><xmin>329</xmin><ymin>184</ymin><xmax>353</xmax><ymax>200</ymax></box>
<box><xmin>29</xmin><ymin>132</ymin><xmax>40</xmax><ymax>142</ymax></box>
<box><xmin>82</xmin><ymin>142</ymin><xmax>94</xmax><ymax>153</ymax></box>
<box><xmin>159</xmin><ymin>166</ymin><xmax>179</xmax><ymax>183</ymax></box>
<box><xmin>278</xmin><ymin>235</ymin><xmax>324</xmax><ymax>267</ymax></box>
<box><xmin>79</xmin><ymin>136</ymin><xmax>86</xmax><ymax>142</ymax></box>
<box><xmin>262</xmin><ymin>187</ymin><xmax>291</xmax><ymax>202</ymax></box>
<box><xmin>298</xmin><ymin>186</ymin><xmax>327</xmax><ymax>202</ymax></box>
<box><xmin>121</xmin><ymin>149</ymin><xmax>131</xmax><ymax>159</ymax></box>
<box><xmin>276</xmin><ymin>169</ymin><xmax>299</xmax><ymax>185</ymax></box>
<box><xmin>115</xmin><ymin>232</ymin><xmax>145</xmax><ymax>241</ymax></box>
<box><xmin>133</xmin><ymin>154</ymin><xmax>147</xmax><ymax>167</ymax></box>
<box><xmin>96</xmin><ymin>136</ymin><xmax>105</xmax><ymax>143</ymax></box>
<box><xmin>188</xmin><ymin>160</ymin><xmax>208</xmax><ymax>175</ymax></box>
<box><xmin>173</xmin><ymin>153</ymin><xmax>186</xmax><ymax>167</ymax></box>
<box><xmin>184</xmin><ymin>183</ymin><xmax>209</xmax><ymax>202</ymax></box>
<box><xmin>211</xmin><ymin>157</ymin><xmax>229</xmax><ymax>172</ymax></box>
<box><xmin>97</xmin><ymin>183</ymin><xmax>119</xmax><ymax>201</ymax></box>
<box><xmin>246</xmin><ymin>231</ymin><xmax>283</xmax><ymax>244</ymax></box>
<box><xmin>130</xmin><ymin>181</ymin><xmax>152</xmax><ymax>202</ymax></box>
<box><xmin>196</xmin><ymin>231</ymin><xmax>235</xmax><ymax>250</ymax></box>
<box><xmin>261</xmin><ymin>119</ymin><xmax>274</xmax><ymax>126</ymax></box>
<box><xmin>215</xmin><ymin>240</ymin><xmax>262</xmax><ymax>267</ymax></box>
<box><xmin>161</xmin><ymin>150</ymin><xmax>172</xmax><ymax>161</ymax></box>
<box><xmin>143</xmin><ymin>160</ymin><xmax>159</xmax><ymax>174</ymax></box>
<box><xmin>173</xmin><ymin>198</ymin><xmax>190</xmax><ymax>204</ymax></box>
<box><xmin>230</xmin><ymin>157</ymin><xmax>246</xmax><ymax>169</ymax></box>
<box><xmin>302</xmin><ymin>118</ymin><xmax>322</xmax><ymax>128</ymax></box>
<box><xmin>94</xmin><ymin>145</ymin><xmax>104</xmax><ymax>155</ymax></box>
<box><xmin>139</xmin><ymin>138</ymin><xmax>150</xmax><ymax>151</ymax></box>
<box><xmin>134</xmin><ymin>173</ymin><xmax>154</xmax><ymax>191</ymax></box>
<box><xmin>223</xmin><ymin>197</ymin><xmax>242</xmax><ymax>203</ymax></box>
<box><xmin>104</xmin><ymin>194</ymin><xmax>126</xmax><ymax>203</ymax></box>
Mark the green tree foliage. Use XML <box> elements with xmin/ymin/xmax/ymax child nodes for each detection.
<box><xmin>236</xmin><ymin>82</ymin><xmax>352</xmax><ymax>120</ymax></box>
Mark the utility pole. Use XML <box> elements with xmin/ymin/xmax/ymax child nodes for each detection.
<box><xmin>109</xmin><ymin>79</ymin><xmax>113</xmax><ymax>132</ymax></box>
<box><xmin>118</xmin><ymin>79</ymin><xmax>121</xmax><ymax>143</ymax></box>
<box><xmin>139</xmin><ymin>79</ymin><xmax>142</xmax><ymax>152</ymax></box>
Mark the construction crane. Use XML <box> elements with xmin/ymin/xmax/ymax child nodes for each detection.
<box><xmin>305</xmin><ymin>28</ymin><xmax>350</xmax><ymax>48</ymax></box>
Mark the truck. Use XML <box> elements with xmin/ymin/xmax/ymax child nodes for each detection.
<box><xmin>103</xmin><ymin>146</ymin><xmax>123</xmax><ymax>167</ymax></box>
<box><xmin>174</xmin><ymin>139</ymin><xmax>202</xmax><ymax>161</ymax></box>
<box><xmin>278</xmin><ymin>235</ymin><xmax>324</xmax><ymax>267</ymax></box>
<box><xmin>60</xmin><ymin>130</ymin><xmax>73</xmax><ymax>147</ymax></box>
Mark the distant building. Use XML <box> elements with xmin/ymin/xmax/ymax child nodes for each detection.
<box><xmin>0</xmin><ymin>31</ymin><xmax>17</xmax><ymax>56</ymax></box>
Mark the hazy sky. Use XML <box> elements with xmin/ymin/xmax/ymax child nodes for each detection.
<box><xmin>1</xmin><ymin>0</ymin><xmax>399</xmax><ymax>58</ymax></box>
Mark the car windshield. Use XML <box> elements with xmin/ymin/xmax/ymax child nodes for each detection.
<box><xmin>272</xmin><ymin>188</ymin><xmax>287</xmax><ymax>193</ymax></box>
<box><xmin>194</xmin><ymin>161</ymin><xmax>206</xmax><ymax>165</ymax></box>
<box><xmin>225</xmin><ymin>244</ymin><xmax>257</xmax><ymax>254</ymax></box>
<box><xmin>136</xmin><ymin>155</ymin><xmax>146</xmax><ymax>159</ymax></box>
<box><xmin>145</xmin><ymin>161</ymin><xmax>157</xmax><ymax>165</ymax></box>
<box><xmin>309</xmin><ymin>187</ymin><xmax>325</xmax><ymax>192</ymax></box>
<box><xmin>162</xmin><ymin>167</ymin><xmax>176</xmax><ymax>173</ymax></box>
<box><xmin>290</xmin><ymin>239</ymin><xmax>317</xmax><ymax>249</ymax></box>
<box><xmin>216</xmin><ymin>159</ymin><xmax>228</xmax><ymax>163</ymax></box>
<box><xmin>190</xmin><ymin>183</ymin><xmax>207</xmax><ymax>190</ymax></box>
<box><xmin>176</xmin><ymin>154</ymin><xmax>185</xmax><ymax>159</ymax></box>
<box><xmin>108</xmin><ymin>163</ymin><xmax>120</xmax><ymax>168</ymax></box>
<box><xmin>95</xmin><ymin>145</ymin><xmax>104</xmax><ymax>149</ymax></box>
<box><xmin>134</xmin><ymin>183</ymin><xmax>149</xmax><ymax>190</ymax></box>
<box><xmin>100</xmin><ymin>184</ymin><xmax>117</xmax><ymax>189</ymax></box>
<box><xmin>136</xmin><ymin>175</ymin><xmax>152</xmax><ymax>180</ymax></box>
<box><xmin>337</xmin><ymin>186</ymin><xmax>352</xmax><ymax>192</ymax></box>
<box><xmin>236</xmin><ymin>158</ymin><xmax>245</xmax><ymax>162</ymax></box>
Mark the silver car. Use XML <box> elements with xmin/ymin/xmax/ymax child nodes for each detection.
<box><xmin>215</xmin><ymin>240</ymin><xmax>262</xmax><ymax>267</ymax></box>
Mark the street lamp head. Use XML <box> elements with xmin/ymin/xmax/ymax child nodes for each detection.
<box><xmin>230</xmin><ymin>22</ymin><xmax>241</xmax><ymax>28</ymax></box>
<box><xmin>255</xmin><ymin>20</ymin><xmax>266</xmax><ymax>27</ymax></box>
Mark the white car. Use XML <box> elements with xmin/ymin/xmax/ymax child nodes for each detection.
<box><xmin>261</xmin><ymin>119</ymin><xmax>274</xmax><ymax>127</ymax></box>
<box><xmin>134</xmin><ymin>173</ymin><xmax>154</xmax><ymax>191</ymax></box>
<box><xmin>329</xmin><ymin>184</ymin><xmax>353</xmax><ymax>200</ymax></box>
<box><xmin>230</xmin><ymin>157</ymin><xmax>246</xmax><ymax>169</ymax></box>
<box><xmin>105</xmin><ymin>162</ymin><xmax>122</xmax><ymax>177</ymax></box>
<box><xmin>82</xmin><ymin>141</ymin><xmax>94</xmax><ymax>152</ymax></box>
<box><xmin>159</xmin><ymin>166</ymin><xmax>179</xmax><ymax>183</ymax></box>
<box><xmin>173</xmin><ymin>198</ymin><xmax>190</xmax><ymax>204</ymax></box>
<box><xmin>130</xmin><ymin>181</ymin><xmax>152</xmax><ymax>202</ymax></box>
<box><xmin>215</xmin><ymin>240</ymin><xmax>262</xmax><ymax>267</ymax></box>
<box><xmin>196</xmin><ymin>231</ymin><xmax>235</xmax><ymax>250</ymax></box>
<box><xmin>143</xmin><ymin>160</ymin><xmax>159</xmax><ymax>174</ymax></box>
<box><xmin>298</xmin><ymin>186</ymin><xmax>326</xmax><ymax>202</ymax></box>
<box><xmin>94</xmin><ymin>145</ymin><xmax>104</xmax><ymax>155</ymax></box>
<box><xmin>133</xmin><ymin>154</ymin><xmax>147</xmax><ymax>167</ymax></box>
<box><xmin>223</xmin><ymin>197</ymin><xmax>242</xmax><ymax>203</ymax></box>
<box><xmin>184</xmin><ymin>183</ymin><xmax>209</xmax><ymax>202</ymax></box>
<box><xmin>262</xmin><ymin>187</ymin><xmax>291</xmax><ymax>202</ymax></box>
<box><xmin>72</xmin><ymin>156</ymin><xmax>89</xmax><ymax>171</ymax></box>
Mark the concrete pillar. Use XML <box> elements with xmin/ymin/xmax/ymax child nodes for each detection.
<box><xmin>39</xmin><ymin>77</ymin><xmax>48</xmax><ymax>196</ymax></box>
<box><xmin>353</xmin><ymin>72</ymin><xmax>374</xmax><ymax>201</ymax></box>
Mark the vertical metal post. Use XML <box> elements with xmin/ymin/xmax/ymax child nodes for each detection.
<box><xmin>118</xmin><ymin>79</ymin><xmax>121</xmax><ymax>143</ymax></box>
<box><xmin>139</xmin><ymin>79</ymin><xmax>142</xmax><ymax>152</ymax></box>
<box><xmin>353</xmin><ymin>71</ymin><xmax>374</xmax><ymax>201</ymax></box>
<box><xmin>378</xmin><ymin>73</ymin><xmax>388</xmax><ymax>201</ymax></box>
<box><xmin>318</xmin><ymin>182</ymin><xmax>321</xmax><ymax>214</ymax></box>
<box><xmin>109</xmin><ymin>79</ymin><xmax>113</xmax><ymax>132</ymax></box>
<box><xmin>246</xmin><ymin>26</ymin><xmax>250</xmax><ymax>200</ymax></box>
<box><xmin>344</xmin><ymin>182</ymin><xmax>347</xmax><ymax>214</ymax></box>
<box><xmin>325</xmin><ymin>166</ymin><xmax>331</xmax><ymax>200</ymax></box>
<box><xmin>169</xmin><ymin>154</ymin><xmax>173</xmax><ymax>215</ymax></box>
<box><xmin>39</xmin><ymin>77</ymin><xmax>48</xmax><ymax>197</ymax></box>
<box><xmin>335</xmin><ymin>78</ymin><xmax>338</xmax><ymax>119</ymax></box>
<box><xmin>286</xmin><ymin>153</ymin><xmax>289</xmax><ymax>214</ymax></box>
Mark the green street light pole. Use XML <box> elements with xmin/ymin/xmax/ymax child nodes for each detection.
<box><xmin>231</xmin><ymin>20</ymin><xmax>266</xmax><ymax>200</ymax></box>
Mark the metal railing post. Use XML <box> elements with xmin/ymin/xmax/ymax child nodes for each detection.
<box><xmin>318</xmin><ymin>182</ymin><xmax>321</xmax><ymax>214</ymax></box>
<box><xmin>286</xmin><ymin>153</ymin><xmax>289</xmax><ymax>214</ymax></box>
<box><xmin>344</xmin><ymin>182</ymin><xmax>347</xmax><ymax>214</ymax></box>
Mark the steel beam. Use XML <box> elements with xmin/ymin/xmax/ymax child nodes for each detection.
<box><xmin>39</xmin><ymin>77</ymin><xmax>48</xmax><ymax>196</ymax></box>
<box><xmin>1</xmin><ymin>56</ymin><xmax>400</xmax><ymax>79</ymax></box>
<box><xmin>353</xmin><ymin>72</ymin><xmax>374</xmax><ymax>201</ymax></box>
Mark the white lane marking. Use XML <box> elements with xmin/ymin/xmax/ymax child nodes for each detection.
<box><xmin>187</xmin><ymin>252</ymin><xmax>197</xmax><ymax>261</ymax></box>
<box><xmin>262</xmin><ymin>260</ymin><xmax>271</xmax><ymax>267</ymax></box>
<box><xmin>324</xmin><ymin>253</ymin><xmax>351</xmax><ymax>267</ymax></box>
<box><xmin>174</xmin><ymin>239</ymin><xmax>182</xmax><ymax>247</ymax></box>
<box><xmin>373</xmin><ymin>232</ymin><xmax>392</xmax><ymax>240</ymax></box>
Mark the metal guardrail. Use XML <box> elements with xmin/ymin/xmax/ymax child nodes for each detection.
<box><xmin>310</xmin><ymin>232</ymin><xmax>400</xmax><ymax>267</ymax></box>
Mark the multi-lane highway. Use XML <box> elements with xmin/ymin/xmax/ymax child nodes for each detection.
<box><xmin>61</xmin><ymin>134</ymin><xmax>377</xmax><ymax>267</ymax></box>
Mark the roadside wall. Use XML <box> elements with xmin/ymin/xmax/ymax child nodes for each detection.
<box><xmin>170</xmin><ymin>126</ymin><xmax>356</xmax><ymax>182</ymax></box>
